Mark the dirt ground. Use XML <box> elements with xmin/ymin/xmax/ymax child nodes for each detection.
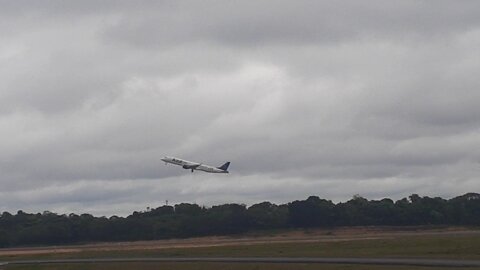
<box><xmin>0</xmin><ymin>226</ymin><xmax>478</xmax><ymax>257</ymax></box>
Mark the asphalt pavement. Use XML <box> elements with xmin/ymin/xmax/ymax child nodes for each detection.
<box><xmin>2</xmin><ymin>257</ymin><xmax>480</xmax><ymax>267</ymax></box>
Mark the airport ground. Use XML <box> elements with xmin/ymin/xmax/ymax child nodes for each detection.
<box><xmin>0</xmin><ymin>226</ymin><xmax>479</xmax><ymax>269</ymax></box>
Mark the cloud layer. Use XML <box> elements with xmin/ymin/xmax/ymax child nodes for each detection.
<box><xmin>1</xmin><ymin>1</ymin><xmax>479</xmax><ymax>216</ymax></box>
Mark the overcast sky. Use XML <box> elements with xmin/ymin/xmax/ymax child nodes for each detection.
<box><xmin>1</xmin><ymin>1</ymin><xmax>479</xmax><ymax>216</ymax></box>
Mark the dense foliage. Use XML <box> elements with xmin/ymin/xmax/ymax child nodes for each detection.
<box><xmin>0</xmin><ymin>193</ymin><xmax>479</xmax><ymax>247</ymax></box>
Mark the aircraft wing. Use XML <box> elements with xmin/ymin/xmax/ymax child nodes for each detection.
<box><xmin>182</xmin><ymin>163</ymin><xmax>201</xmax><ymax>169</ymax></box>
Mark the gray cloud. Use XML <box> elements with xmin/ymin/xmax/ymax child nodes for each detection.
<box><xmin>0</xmin><ymin>1</ymin><xmax>479</xmax><ymax>216</ymax></box>
<box><xmin>101</xmin><ymin>1</ymin><xmax>480</xmax><ymax>48</ymax></box>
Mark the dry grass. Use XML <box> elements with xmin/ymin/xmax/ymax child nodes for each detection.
<box><xmin>6</xmin><ymin>262</ymin><xmax>480</xmax><ymax>270</ymax></box>
<box><xmin>1</xmin><ymin>226</ymin><xmax>479</xmax><ymax>270</ymax></box>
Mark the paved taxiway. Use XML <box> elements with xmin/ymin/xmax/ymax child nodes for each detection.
<box><xmin>2</xmin><ymin>257</ymin><xmax>480</xmax><ymax>267</ymax></box>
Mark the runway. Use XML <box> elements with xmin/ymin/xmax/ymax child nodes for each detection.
<box><xmin>2</xmin><ymin>257</ymin><xmax>480</xmax><ymax>267</ymax></box>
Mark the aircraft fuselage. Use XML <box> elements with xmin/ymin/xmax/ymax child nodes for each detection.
<box><xmin>161</xmin><ymin>156</ymin><xmax>230</xmax><ymax>173</ymax></box>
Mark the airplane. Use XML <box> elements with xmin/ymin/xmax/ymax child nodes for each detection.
<box><xmin>161</xmin><ymin>156</ymin><xmax>230</xmax><ymax>173</ymax></box>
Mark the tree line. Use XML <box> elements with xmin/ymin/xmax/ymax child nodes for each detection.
<box><xmin>0</xmin><ymin>193</ymin><xmax>479</xmax><ymax>247</ymax></box>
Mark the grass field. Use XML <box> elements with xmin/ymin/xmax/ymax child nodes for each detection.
<box><xmin>1</xmin><ymin>227</ymin><xmax>479</xmax><ymax>270</ymax></box>
<box><xmin>6</xmin><ymin>262</ymin><xmax>480</xmax><ymax>270</ymax></box>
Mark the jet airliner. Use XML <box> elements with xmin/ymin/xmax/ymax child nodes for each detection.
<box><xmin>161</xmin><ymin>156</ymin><xmax>230</xmax><ymax>173</ymax></box>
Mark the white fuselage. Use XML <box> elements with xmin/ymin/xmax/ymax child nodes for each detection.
<box><xmin>161</xmin><ymin>156</ymin><xmax>229</xmax><ymax>173</ymax></box>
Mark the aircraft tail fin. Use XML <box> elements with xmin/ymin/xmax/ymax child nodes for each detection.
<box><xmin>217</xmin><ymin>162</ymin><xmax>230</xmax><ymax>171</ymax></box>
